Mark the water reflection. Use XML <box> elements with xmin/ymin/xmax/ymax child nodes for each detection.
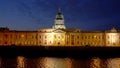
<box><xmin>90</xmin><ymin>57</ymin><xmax>101</xmax><ymax>68</ymax></box>
<box><xmin>17</xmin><ymin>56</ymin><xmax>25</xmax><ymax>68</ymax></box>
<box><xmin>0</xmin><ymin>56</ymin><xmax>120</xmax><ymax>68</ymax></box>
<box><xmin>107</xmin><ymin>58</ymin><xmax>120</xmax><ymax>68</ymax></box>
<box><xmin>38</xmin><ymin>57</ymin><xmax>72</xmax><ymax>68</ymax></box>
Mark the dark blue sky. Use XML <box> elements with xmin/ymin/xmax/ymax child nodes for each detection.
<box><xmin>0</xmin><ymin>0</ymin><xmax>120</xmax><ymax>31</ymax></box>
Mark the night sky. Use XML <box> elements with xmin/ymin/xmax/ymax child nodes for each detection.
<box><xmin>0</xmin><ymin>0</ymin><xmax>120</xmax><ymax>31</ymax></box>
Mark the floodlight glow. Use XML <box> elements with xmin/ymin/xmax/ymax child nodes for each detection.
<box><xmin>107</xmin><ymin>33</ymin><xmax>119</xmax><ymax>46</ymax></box>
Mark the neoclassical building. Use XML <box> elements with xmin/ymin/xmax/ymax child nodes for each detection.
<box><xmin>0</xmin><ymin>28</ymin><xmax>37</xmax><ymax>46</ymax></box>
<box><xmin>0</xmin><ymin>9</ymin><xmax>120</xmax><ymax>46</ymax></box>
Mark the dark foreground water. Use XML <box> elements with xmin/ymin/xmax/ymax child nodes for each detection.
<box><xmin>0</xmin><ymin>56</ymin><xmax>120</xmax><ymax>68</ymax></box>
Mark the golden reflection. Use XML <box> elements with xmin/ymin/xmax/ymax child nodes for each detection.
<box><xmin>65</xmin><ymin>58</ymin><xmax>72</xmax><ymax>68</ymax></box>
<box><xmin>90</xmin><ymin>57</ymin><xmax>101</xmax><ymax>68</ymax></box>
<box><xmin>17</xmin><ymin>56</ymin><xmax>25</xmax><ymax>68</ymax></box>
<box><xmin>38</xmin><ymin>57</ymin><xmax>72</xmax><ymax>68</ymax></box>
<box><xmin>107</xmin><ymin>58</ymin><xmax>120</xmax><ymax>68</ymax></box>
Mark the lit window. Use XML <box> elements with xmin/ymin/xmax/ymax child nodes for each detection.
<box><xmin>21</xmin><ymin>34</ymin><xmax>24</xmax><ymax>38</ymax></box>
<box><xmin>94</xmin><ymin>35</ymin><xmax>97</xmax><ymax>39</ymax></box>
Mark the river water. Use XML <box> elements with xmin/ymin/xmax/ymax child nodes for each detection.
<box><xmin>0</xmin><ymin>56</ymin><xmax>120</xmax><ymax>68</ymax></box>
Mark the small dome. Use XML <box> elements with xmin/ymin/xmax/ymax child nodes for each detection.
<box><xmin>55</xmin><ymin>8</ymin><xmax>64</xmax><ymax>20</ymax></box>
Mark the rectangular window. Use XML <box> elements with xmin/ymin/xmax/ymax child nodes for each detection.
<box><xmin>87</xmin><ymin>35</ymin><xmax>89</xmax><ymax>39</ymax></box>
<box><xmin>99</xmin><ymin>36</ymin><xmax>101</xmax><ymax>39</ymax></box>
<box><xmin>45</xmin><ymin>36</ymin><xmax>47</xmax><ymax>39</ymax></box>
<box><xmin>67</xmin><ymin>41</ymin><xmax>68</xmax><ymax>44</ymax></box>
<box><xmin>4</xmin><ymin>34</ymin><xmax>8</xmax><ymax>38</ymax></box>
<box><xmin>39</xmin><ymin>35</ymin><xmax>41</xmax><ymax>38</ymax></box>
<box><xmin>71</xmin><ymin>42</ymin><xmax>74</xmax><ymax>45</ymax></box>
<box><xmin>77</xmin><ymin>41</ymin><xmax>79</xmax><ymax>44</ymax></box>
<box><xmin>71</xmin><ymin>35</ymin><xmax>74</xmax><ymax>39</ymax></box>
<box><xmin>81</xmin><ymin>36</ymin><xmax>83</xmax><ymax>39</ymax></box>
<box><xmin>77</xmin><ymin>36</ymin><xmax>79</xmax><ymax>39</ymax></box>
<box><xmin>11</xmin><ymin>34</ymin><xmax>12</xmax><ymax>38</ymax></box>
<box><xmin>45</xmin><ymin>40</ymin><xmax>47</xmax><ymax>44</ymax></box>
<box><xmin>39</xmin><ymin>41</ymin><xmax>41</xmax><ymax>44</ymax></box>
<box><xmin>32</xmin><ymin>36</ymin><xmax>34</xmax><ymax>39</ymax></box>
<box><xmin>54</xmin><ymin>35</ymin><xmax>56</xmax><ymax>38</ymax></box>
<box><xmin>108</xmin><ymin>36</ymin><xmax>109</xmax><ymax>39</ymax></box>
<box><xmin>62</xmin><ymin>35</ymin><xmax>64</xmax><ymax>38</ymax></box>
<box><xmin>5</xmin><ymin>42</ymin><xmax>7</xmax><ymax>44</ymax></box>
<box><xmin>50</xmin><ymin>41</ymin><xmax>51</xmax><ymax>44</ymax></box>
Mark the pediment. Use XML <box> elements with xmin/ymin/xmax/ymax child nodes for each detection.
<box><xmin>52</xmin><ymin>29</ymin><xmax>66</xmax><ymax>33</ymax></box>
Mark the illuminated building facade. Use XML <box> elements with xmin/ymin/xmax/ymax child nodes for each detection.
<box><xmin>52</xmin><ymin>8</ymin><xmax>66</xmax><ymax>29</ymax></box>
<box><xmin>0</xmin><ymin>28</ymin><xmax>37</xmax><ymax>46</ymax></box>
<box><xmin>0</xmin><ymin>9</ymin><xmax>120</xmax><ymax>46</ymax></box>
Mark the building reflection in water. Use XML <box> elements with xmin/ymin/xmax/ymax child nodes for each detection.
<box><xmin>89</xmin><ymin>57</ymin><xmax>120</xmax><ymax>68</ymax></box>
<box><xmin>17</xmin><ymin>56</ymin><xmax>25</xmax><ymax>68</ymax></box>
<box><xmin>38</xmin><ymin>57</ymin><xmax>72</xmax><ymax>68</ymax></box>
<box><xmin>90</xmin><ymin>57</ymin><xmax>101</xmax><ymax>68</ymax></box>
<box><xmin>1</xmin><ymin>56</ymin><xmax>120</xmax><ymax>68</ymax></box>
<box><xmin>107</xmin><ymin>58</ymin><xmax>120</xmax><ymax>68</ymax></box>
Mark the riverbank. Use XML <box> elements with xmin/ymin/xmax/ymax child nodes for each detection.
<box><xmin>0</xmin><ymin>46</ymin><xmax>119</xmax><ymax>58</ymax></box>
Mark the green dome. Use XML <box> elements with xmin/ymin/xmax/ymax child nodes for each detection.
<box><xmin>55</xmin><ymin>8</ymin><xmax>64</xmax><ymax>20</ymax></box>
